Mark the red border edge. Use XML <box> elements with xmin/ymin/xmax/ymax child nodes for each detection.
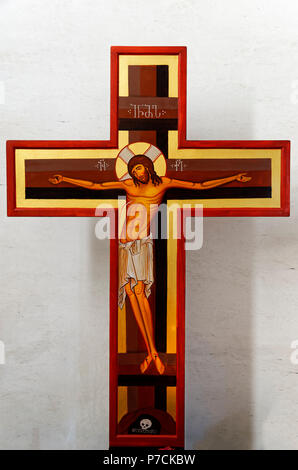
<box><xmin>109</xmin><ymin>212</ymin><xmax>119</xmax><ymax>447</ymax></box>
<box><xmin>6</xmin><ymin>46</ymin><xmax>290</xmax><ymax>218</ymax></box>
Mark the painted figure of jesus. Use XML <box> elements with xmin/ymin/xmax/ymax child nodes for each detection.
<box><xmin>49</xmin><ymin>154</ymin><xmax>251</xmax><ymax>375</ymax></box>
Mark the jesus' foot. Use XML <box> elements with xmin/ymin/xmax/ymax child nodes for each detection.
<box><xmin>153</xmin><ymin>354</ymin><xmax>165</xmax><ymax>375</ymax></box>
<box><xmin>140</xmin><ymin>354</ymin><xmax>152</xmax><ymax>374</ymax></box>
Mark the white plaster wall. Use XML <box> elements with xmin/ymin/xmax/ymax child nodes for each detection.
<box><xmin>0</xmin><ymin>0</ymin><xmax>297</xmax><ymax>449</ymax></box>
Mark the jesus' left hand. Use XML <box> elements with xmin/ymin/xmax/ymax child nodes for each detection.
<box><xmin>235</xmin><ymin>172</ymin><xmax>252</xmax><ymax>183</ymax></box>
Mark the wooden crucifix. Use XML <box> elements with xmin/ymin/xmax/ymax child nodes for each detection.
<box><xmin>6</xmin><ymin>46</ymin><xmax>290</xmax><ymax>449</ymax></box>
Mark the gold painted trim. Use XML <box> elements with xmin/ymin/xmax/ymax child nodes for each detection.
<box><xmin>118</xmin><ymin>304</ymin><xmax>127</xmax><ymax>354</ymax></box>
<box><xmin>167</xmin><ymin>206</ymin><xmax>177</xmax><ymax>354</ymax></box>
<box><xmin>166</xmin><ymin>387</ymin><xmax>176</xmax><ymax>421</ymax></box>
<box><xmin>118</xmin><ymin>386</ymin><xmax>128</xmax><ymax>423</ymax></box>
<box><xmin>169</xmin><ymin>131</ymin><xmax>281</xmax><ymax>159</ymax></box>
<box><xmin>169</xmin><ymin>198</ymin><xmax>279</xmax><ymax>209</ymax></box>
<box><xmin>16</xmin><ymin>199</ymin><xmax>120</xmax><ymax>209</ymax></box>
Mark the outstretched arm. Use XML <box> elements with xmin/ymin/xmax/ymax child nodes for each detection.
<box><xmin>163</xmin><ymin>173</ymin><xmax>252</xmax><ymax>190</ymax></box>
<box><xmin>48</xmin><ymin>174</ymin><xmax>125</xmax><ymax>190</ymax></box>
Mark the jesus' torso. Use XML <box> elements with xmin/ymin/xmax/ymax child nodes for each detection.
<box><xmin>119</xmin><ymin>177</ymin><xmax>169</xmax><ymax>243</ymax></box>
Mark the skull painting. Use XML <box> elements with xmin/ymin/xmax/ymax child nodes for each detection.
<box><xmin>140</xmin><ymin>418</ymin><xmax>152</xmax><ymax>430</ymax></box>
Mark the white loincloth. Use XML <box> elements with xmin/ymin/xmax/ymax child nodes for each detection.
<box><xmin>118</xmin><ymin>235</ymin><xmax>154</xmax><ymax>309</ymax></box>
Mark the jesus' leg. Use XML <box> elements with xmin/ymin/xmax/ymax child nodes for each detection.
<box><xmin>124</xmin><ymin>282</ymin><xmax>153</xmax><ymax>373</ymax></box>
<box><xmin>134</xmin><ymin>281</ymin><xmax>165</xmax><ymax>375</ymax></box>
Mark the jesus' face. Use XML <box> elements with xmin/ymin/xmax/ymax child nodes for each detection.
<box><xmin>131</xmin><ymin>164</ymin><xmax>149</xmax><ymax>184</ymax></box>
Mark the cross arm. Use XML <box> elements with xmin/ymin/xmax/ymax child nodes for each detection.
<box><xmin>163</xmin><ymin>173</ymin><xmax>251</xmax><ymax>190</ymax></box>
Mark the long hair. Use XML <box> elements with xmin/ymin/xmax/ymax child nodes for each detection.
<box><xmin>127</xmin><ymin>154</ymin><xmax>162</xmax><ymax>187</ymax></box>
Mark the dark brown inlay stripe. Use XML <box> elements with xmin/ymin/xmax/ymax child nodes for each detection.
<box><xmin>25</xmin><ymin>186</ymin><xmax>271</xmax><ymax>200</ymax></box>
<box><xmin>156</xmin><ymin>65</ymin><xmax>168</xmax><ymax>97</ymax></box>
<box><xmin>118</xmin><ymin>118</ymin><xmax>177</xmax><ymax>131</ymax></box>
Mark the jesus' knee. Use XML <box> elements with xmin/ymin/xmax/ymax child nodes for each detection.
<box><xmin>125</xmin><ymin>283</ymin><xmax>134</xmax><ymax>297</ymax></box>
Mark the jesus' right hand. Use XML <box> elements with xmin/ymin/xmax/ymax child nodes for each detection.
<box><xmin>48</xmin><ymin>174</ymin><xmax>63</xmax><ymax>184</ymax></box>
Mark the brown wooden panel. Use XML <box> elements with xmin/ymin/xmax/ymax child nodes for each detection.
<box><xmin>166</xmin><ymin>158</ymin><xmax>271</xmax><ymax>172</ymax></box>
<box><xmin>128</xmin><ymin>65</ymin><xmax>140</xmax><ymax>96</ymax></box>
<box><xmin>129</xmin><ymin>130</ymin><xmax>156</xmax><ymax>145</ymax></box>
<box><xmin>128</xmin><ymin>65</ymin><xmax>157</xmax><ymax>97</ymax></box>
<box><xmin>25</xmin><ymin>170</ymin><xmax>117</xmax><ymax>188</ymax></box>
<box><xmin>25</xmin><ymin>159</ymin><xmax>116</xmax><ymax>187</ymax></box>
<box><xmin>118</xmin><ymin>353</ymin><xmax>176</xmax><ymax>376</ymax></box>
<box><xmin>127</xmin><ymin>386</ymin><xmax>155</xmax><ymax>414</ymax></box>
<box><xmin>140</xmin><ymin>66</ymin><xmax>157</xmax><ymax>96</ymax></box>
<box><xmin>166</xmin><ymin>158</ymin><xmax>272</xmax><ymax>187</ymax></box>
